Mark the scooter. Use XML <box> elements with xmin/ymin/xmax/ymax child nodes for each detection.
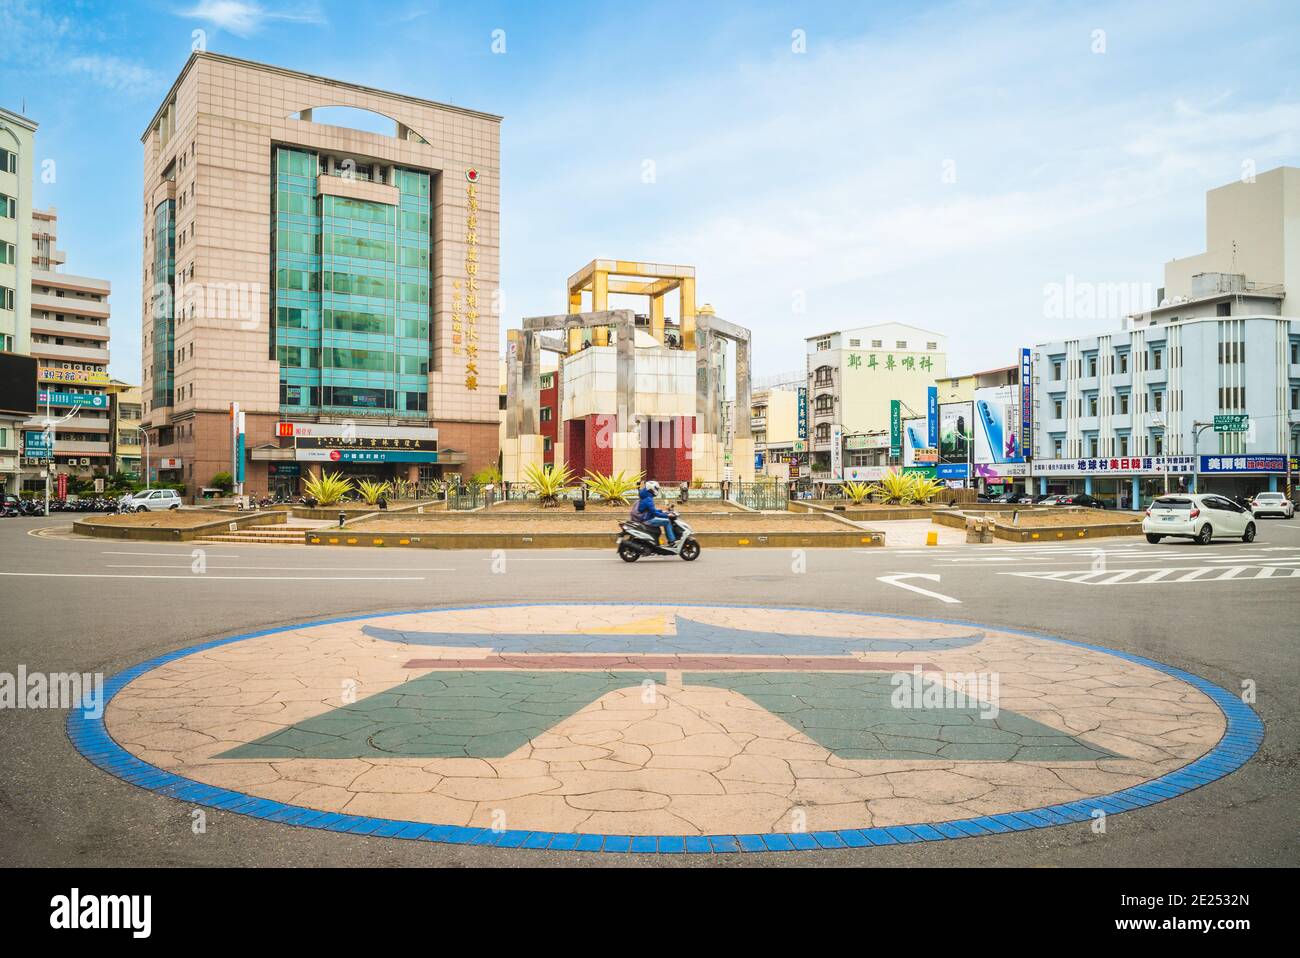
<box><xmin>616</xmin><ymin>510</ymin><xmax>701</xmax><ymax>562</ymax></box>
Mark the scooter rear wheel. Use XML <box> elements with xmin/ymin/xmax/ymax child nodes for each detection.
<box><xmin>618</xmin><ymin>544</ymin><xmax>641</xmax><ymax>562</ymax></box>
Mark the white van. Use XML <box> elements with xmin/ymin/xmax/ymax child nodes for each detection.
<box><xmin>126</xmin><ymin>489</ymin><xmax>182</xmax><ymax>512</ymax></box>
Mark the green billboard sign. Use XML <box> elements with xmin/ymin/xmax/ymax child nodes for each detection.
<box><xmin>889</xmin><ymin>400</ymin><xmax>901</xmax><ymax>458</ymax></box>
<box><xmin>1213</xmin><ymin>414</ymin><xmax>1249</xmax><ymax>433</ymax></box>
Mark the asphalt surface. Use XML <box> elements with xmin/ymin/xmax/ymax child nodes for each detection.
<box><xmin>0</xmin><ymin>514</ymin><xmax>1296</xmax><ymax>868</ymax></box>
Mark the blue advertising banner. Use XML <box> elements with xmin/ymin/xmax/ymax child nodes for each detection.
<box><xmin>1020</xmin><ymin>347</ymin><xmax>1033</xmax><ymax>460</ymax></box>
<box><xmin>1199</xmin><ymin>455</ymin><xmax>1288</xmax><ymax>473</ymax></box>
<box><xmin>927</xmin><ymin>386</ymin><xmax>938</xmax><ymax>447</ymax></box>
<box><xmin>937</xmin><ymin>463</ymin><xmax>968</xmax><ymax>480</ymax></box>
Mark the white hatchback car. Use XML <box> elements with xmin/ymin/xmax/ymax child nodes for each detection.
<box><xmin>126</xmin><ymin>488</ymin><xmax>182</xmax><ymax>512</ymax></box>
<box><xmin>1249</xmin><ymin>492</ymin><xmax>1295</xmax><ymax>519</ymax></box>
<box><xmin>1143</xmin><ymin>493</ymin><xmax>1255</xmax><ymax>545</ymax></box>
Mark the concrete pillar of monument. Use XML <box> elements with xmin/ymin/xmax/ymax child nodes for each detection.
<box><xmin>650</xmin><ymin>293</ymin><xmax>666</xmax><ymax>345</ymax></box>
<box><xmin>680</xmin><ymin>276</ymin><xmax>696</xmax><ymax>351</ymax></box>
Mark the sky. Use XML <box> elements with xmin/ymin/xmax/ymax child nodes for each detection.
<box><xmin>2</xmin><ymin>0</ymin><xmax>1298</xmax><ymax>383</ymax></box>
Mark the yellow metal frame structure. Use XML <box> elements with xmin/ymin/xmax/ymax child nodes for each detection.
<box><xmin>565</xmin><ymin>259</ymin><xmax>696</xmax><ymax>353</ymax></box>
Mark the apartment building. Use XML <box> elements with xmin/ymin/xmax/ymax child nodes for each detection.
<box><xmin>1032</xmin><ymin>167</ymin><xmax>1300</xmax><ymax>505</ymax></box>
<box><xmin>23</xmin><ymin>208</ymin><xmax>113</xmax><ymax>489</ymax></box>
<box><xmin>805</xmin><ymin>323</ymin><xmax>948</xmax><ymax>476</ymax></box>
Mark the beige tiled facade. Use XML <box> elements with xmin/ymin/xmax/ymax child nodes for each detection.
<box><xmin>140</xmin><ymin>53</ymin><xmax>502</xmax><ymax>493</ymax></box>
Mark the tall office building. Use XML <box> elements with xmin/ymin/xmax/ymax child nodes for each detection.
<box><xmin>141</xmin><ymin>53</ymin><xmax>501</xmax><ymax>495</ymax></box>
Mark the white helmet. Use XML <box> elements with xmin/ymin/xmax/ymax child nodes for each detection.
<box><xmin>645</xmin><ymin>480</ymin><xmax>660</xmax><ymax>495</ymax></box>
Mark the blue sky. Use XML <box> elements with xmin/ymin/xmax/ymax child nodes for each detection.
<box><xmin>2</xmin><ymin>0</ymin><xmax>1298</xmax><ymax>382</ymax></box>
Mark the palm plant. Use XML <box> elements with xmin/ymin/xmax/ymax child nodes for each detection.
<box><xmin>356</xmin><ymin>479</ymin><xmax>391</xmax><ymax>505</ymax></box>
<box><xmin>840</xmin><ymin>480</ymin><xmax>874</xmax><ymax>505</ymax></box>
<box><xmin>522</xmin><ymin>462</ymin><xmax>574</xmax><ymax>507</ymax></box>
<box><xmin>302</xmin><ymin>469</ymin><xmax>354</xmax><ymax>506</ymax></box>
<box><xmin>583</xmin><ymin>469</ymin><xmax>642</xmax><ymax>505</ymax></box>
<box><xmin>872</xmin><ymin>469</ymin><xmax>916</xmax><ymax>504</ymax></box>
<box><xmin>389</xmin><ymin>477</ymin><xmax>414</xmax><ymax>501</ymax></box>
<box><xmin>909</xmin><ymin>476</ymin><xmax>948</xmax><ymax>503</ymax></box>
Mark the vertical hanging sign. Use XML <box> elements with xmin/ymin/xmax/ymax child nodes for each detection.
<box><xmin>889</xmin><ymin>399</ymin><xmax>901</xmax><ymax>459</ymax></box>
<box><xmin>463</xmin><ymin>168</ymin><xmax>481</xmax><ymax>390</ymax></box>
<box><xmin>927</xmin><ymin>386</ymin><xmax>938</xmax><ymax>448</ymax></box>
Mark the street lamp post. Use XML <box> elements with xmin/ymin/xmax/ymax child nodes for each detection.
<box><xmin>1151</xmin><ymin>416</ymin><xmax>1169</xmax><ymax>494</ymax></box>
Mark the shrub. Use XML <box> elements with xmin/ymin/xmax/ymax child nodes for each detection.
<box><xmin>302</xmin><ymin>470</ymin><xmax>353</xmax><ymax>505</ymax></box>
<box><xmin>582</xmin><ymin>470</ymin><xmax>642</xmax><ymax>505</ymax></box>
<box><xmin>522</xmin><ymin>463</ymin><xmax>574</xmax><ymax>507</ymax></box>
<box><xmin>210</xmin><ymin>471</ymin><xmax>234</xmax><ymax>493</ymax></box>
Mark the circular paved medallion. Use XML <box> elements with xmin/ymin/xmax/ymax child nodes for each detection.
<box><xmin>70</xmin><ymin>604</ymin><xmax>1261</xmax><ymax>853</ymax></box>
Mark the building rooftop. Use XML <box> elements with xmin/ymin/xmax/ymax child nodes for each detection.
<box><xmin>142</xmin><ymin>51</ymin><xmax>503</xmax><ymax>142</ymax></box>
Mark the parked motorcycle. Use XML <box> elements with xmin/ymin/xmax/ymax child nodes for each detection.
<box><xmin>616</xmin><ymin>510</ymin><xmax>701</xmax><ymax>562</ymax></box>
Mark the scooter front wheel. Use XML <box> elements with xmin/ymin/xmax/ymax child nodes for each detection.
<box><xmin>618</xmin><ymin>543</ymin><xmax>641</xmax><ymax>562</ymax></box>
<box><xmin>678</xmin><ymin>539</ymin><xmax>701</xmax><ymax>561</ymax></box>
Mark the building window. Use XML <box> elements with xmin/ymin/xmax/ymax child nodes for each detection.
<box><xmin>814</xmin><ymin>395</ymin><xmax>834</xmax><ymax>413</ymax></box>
<box><xmin>815</xmin><ymin>337</ymin><xmax>831</xmax><ymax>351</ymax></box>
<box><xmin>1290</xmin><ymin>341</ymin><xmax>1299</xmax><ymax>365</ymax></box>
<box><xmin>1292</xmin><ymin>386</ymin><xmax>1299</xmax><ymax>410</ymax></box>
<box><xmin>0</xmin><ymin>193</ymin><xmax>15</xmax><ymax>219</ymax></box>
<box><xmin>895</xmin><ymin>340</ymin><xmax>907</xmax><ymax>349</ymax></box>
<box><xmin>848</xmin><ymin>339</ymin><xmax>860</xmax><ymax>347</ymax></box>
<box><xmin>813</xmin><ymin>365</ymin><xmax>833</xmax><ymax>386</ymax></box>
<box><xmin>1118</xmin><ymin>392</ymin><xmax>1129</xmax><ymax>415</ymax></box>
<box><xmin>1118</xmin><ymin>434</ymin><xmax>1129</xmax><ymax>457</ymax></box>
<box><xmin>1087</xmin><ymin>355</ymin><xmax>1097</xmax><ymax>377</ymax></box>
<box><xmin>1153</xmin><ymin>433</ymin><xmax>1164</xmax><ymax>455</ymax></box>
<box><xmin>926</xmin><ymin>342</ymin><xmax>937</xmax><ymax>350</ymax></box>
<box><xmin>815</xmin><ymin>423</ymin><xmax>830</xmax><ymax>442</ymax></box>
<box><xmin>1151</xmin><ymin>348</ymin><xmax>1162</xmax><ymax>370</ymax></box>
<box><xmin>0</xmin><ymin>240</ymin><xmax>13</xmax><ymax>264</ymax></box>
<box><xmin>1087</xmin><ymin>394</ymin><xmax>1098</xmax><ymax>416</ymax></box>
<box><xmin>1052</xmin><ymin>360</ymin><xmax>1062</xmax><ymax>381</ymax></box>
<box><xmin>540</xmin><ymin>407</ymin><xmax>552</xmax><ymax>422</ymax></box>
<box><xmin>0</xmin><ymin>149</ymin><xmax>16</xmax><ymax>173</ymax></box>
<box><xmin>0</xmin><ymin>285</ymin><xmax>13</xmax><ymax>311</ymax></box>
<box><xmin>1052</xmin><ymin>438</ymin><xmax>1063</xmax><ymax>458</ymax></box>
<box><xmin>1053</xmin><ymin>398</ymin><xmax>1063</xmax><ymax>419</ymax></box>
<box><xmin>1117</xmin><ymin>351</ymin><xmax>1128</xmax><ymax>374</ymax></box>
<box><xmin>870</xmin><ymin>340</ymin><xmax>882</xmax><ymax>348</ymax></box>
<box><xmin>1087</xmin><ymin>436</ymin><xmax>1099</xmax><ymax>458</ymax></box>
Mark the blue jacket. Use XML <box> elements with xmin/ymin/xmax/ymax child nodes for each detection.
<box><xmin>632</xmin><ymin>487</ymin><xmax>669</xmax><ymax>521</ymax></box>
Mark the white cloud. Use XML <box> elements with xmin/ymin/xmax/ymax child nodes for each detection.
<box><xmin>67</xmin><ymin>55</ymin><xmax>162</xmax><ymax>96</ymax></box>
<box><xmin>180</xmin><ymin>1</ymin><xmax>325</xmax><ymax>38</ymax></box>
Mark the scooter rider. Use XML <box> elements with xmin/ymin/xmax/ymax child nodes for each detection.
<box><xmin>632</xmin><ymin>480</ymin><xmax>679</xmax><ymax>550</ymax></box>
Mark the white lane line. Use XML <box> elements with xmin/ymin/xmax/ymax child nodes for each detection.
<box><xmin>105</xmin><ymin>564</ymin><xmax>456</xmax><ymax>571</ymax></box>
<box><xmin>1136</xmin><ymin>568</ymin><xmax>1177</xmax><ymax>583</ymax></box>
<box><xmin>103</xmin><ymin>550</ymin><xmax>242</xmax><ymax>558</ymax></box>
<box><xmin>0</xmin><ymin>571</ymin><xmax>425</xmax><ymax>581</ymax></box>
<box><xmin>1215</xmin><ymin>566</ymin><xmax>1250</xmax><ymax>580</ymax></box>
<box><xmin>877</xmin><ymin>573</ymin><xmax>961</xmax><ymax>604</ymax></box>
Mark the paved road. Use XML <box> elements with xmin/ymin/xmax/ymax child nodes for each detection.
<box><xmin>0</xmin><ymin>516</ymin><xmax>1296</xmax><ymax>867</ymax></box>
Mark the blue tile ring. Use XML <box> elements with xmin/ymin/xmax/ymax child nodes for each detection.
<box><xmin>66</xmin><ymin>603</ymin><xmax>1264</xmax><ymax>854</ymax></box>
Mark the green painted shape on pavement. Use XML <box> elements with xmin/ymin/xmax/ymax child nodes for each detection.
<box><xmin>219</xmin><ymin>670</ymin><xmax>664</xmax><ymax>760</ymax></box>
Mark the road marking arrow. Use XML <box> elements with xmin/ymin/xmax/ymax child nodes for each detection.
<box><xmin>876</xmin><ymin>573</ymin><xmax>961</xmax><ymax>604</ymax></box>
